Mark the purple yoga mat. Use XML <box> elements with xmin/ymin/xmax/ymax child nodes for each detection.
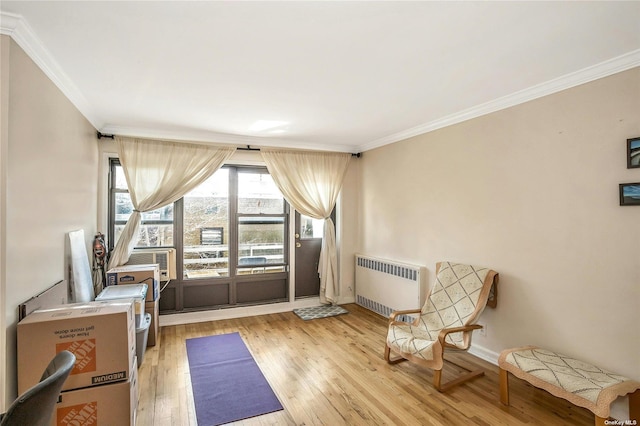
<box><xmin>186</xmin><ymin>332</ymin><xmax>283</xmax><ymax>426</ymax></box>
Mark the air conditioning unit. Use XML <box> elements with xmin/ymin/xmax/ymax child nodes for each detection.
<box><xmin>126</xmin><ymin>248</ymin><xmax>177</xmax><ymax>281</ymax></box>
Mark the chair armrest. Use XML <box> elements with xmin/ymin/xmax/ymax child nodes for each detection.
<box><xmin>389</xmin><ymin>309</ymin><xmax>421</xmax><ymax>322</ymax></box>
<box><xmin>437</xmin><ymin>324</ymin><xmax>483</xmax><ymax>346</ymax></box>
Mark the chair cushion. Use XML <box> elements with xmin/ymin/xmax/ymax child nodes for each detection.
<box><xmin>499</xmin><ymin>346</ymin><xmax>640</xmax><ymax>418</ymax></box>
<box><xmin>419</xmin><ymin>262</ymin><xmax>493</xmax><ymax>346</ymax></box>
<box><xmin>387</xmin><ymin>323</ymin><xmax>437</xmax><ymax>362</ymax></box>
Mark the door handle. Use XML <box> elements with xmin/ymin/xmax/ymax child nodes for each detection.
<box><xmin>296</xmin><ymin>242</ymin><xmax>302</xmax><ymax>248</ymax></box>
<box><xmin>295</xmin><ymin>233</ymin><xmax>300</xmax><ymax>239</ymax></box>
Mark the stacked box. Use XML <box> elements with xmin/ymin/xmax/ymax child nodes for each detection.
<box><xmin>106</xmin><ymin>264</ymin><xmax>160</xmax><ymax>301</ymax></box>
<box><xmin>145</xmin><ymin>299</ymin><xmax>160</xmax><ymax>347</ymax></box>
<box><xmin>51</xmin><ymin>357</ymin><xmax>139</xmax><ymax>426</ymax></box>
<box><xmin>96</xmin><ymin>284</ymin><xmax>147</xmax><ymax>328</ymax></box>
<box><xmin>17</xmin><ymin>300</ymin><xmax>136</xmax><ymax>394</ymax></box>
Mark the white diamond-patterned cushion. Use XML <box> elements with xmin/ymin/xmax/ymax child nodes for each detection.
<box><xmin>386</xmin><ymin>323</ymin><xmax>437</xmax><ymax>362</ymax></box>
<box><xmin>504</xmin><ymin>348</ymin><xmax>627</xmax><ymax>403</ymax></box>
<box><xmin>419</xmin><ymin>262</ymin><xmax>491</xmax><ymax>346</ymax></box>
<box><xmin>499</xmin><ymin>346</ymin><xmax>640</xmax><ymax>418</ymax></box>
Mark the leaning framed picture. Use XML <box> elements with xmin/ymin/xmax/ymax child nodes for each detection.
<box><xmin>627</xmin><ymin>137</ymin><xmax>640</xmax><ymax>168</ymax></box>
<box><xmin>619</xmin><ymin>183</ymin><xmax>640</xmax><ymax>206</ymax></box>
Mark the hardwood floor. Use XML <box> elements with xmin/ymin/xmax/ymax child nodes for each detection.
<box><xmin>136</xmin><ymin>304</ymin><xmax>594</xmax><ymax>425</ymax></box>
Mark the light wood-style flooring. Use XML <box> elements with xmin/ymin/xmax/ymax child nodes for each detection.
<box><xmin>137</xmin><ymin>304</ymin><xmax>593</xmax><ymax>425</ymax></box>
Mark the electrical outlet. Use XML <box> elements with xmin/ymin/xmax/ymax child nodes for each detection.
<box><xmin>478</xmin><ymin>323</ymin><xmax>487</xmax><ymax>337</ymax></box>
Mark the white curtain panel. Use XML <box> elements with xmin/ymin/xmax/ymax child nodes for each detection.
<box><xmin>108</xmin><ymin>137</ymin><xmax>235</xmax><ymax>269</ymax></box>
<box><xmin>262</xmin><ymin>149</ymin><xmax>351</xmax><ymax>304</ymax></box>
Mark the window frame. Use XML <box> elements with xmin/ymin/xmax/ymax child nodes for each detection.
<box><xmin>108</xmin><ymin>158</ymin><xmax>176</xmax><ymax>251</ymax></box>
<box><xmin>108</xmin><ymin>159</ymin><xmax>291</xmax><ymax>313</ymax></box>
<box><xmin>234</xmin><ymin>166</ymin><xmax>289</xmax><ymax>273</ymax></box>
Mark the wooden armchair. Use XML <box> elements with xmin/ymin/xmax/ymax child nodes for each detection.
<box><xmin>384</xmin><ymin>261</ymin><xmax>499</xmax><ymax>392</ymax></box>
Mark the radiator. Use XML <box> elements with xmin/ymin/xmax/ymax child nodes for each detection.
<box><xmin>355</xmin><ymin>254</ymin><xmax>426</xmax><ymax>321</ymax></box>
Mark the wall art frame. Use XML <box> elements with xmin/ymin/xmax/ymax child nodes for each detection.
<box><xmin>619</xmin><ymin>182</ymin><xmax>640</xmax><ymax>206</ymax></box>
<box><xmin>627</xmin><ymin>137</ymin><xmax>640</xmax><ymax>169</ymax></box>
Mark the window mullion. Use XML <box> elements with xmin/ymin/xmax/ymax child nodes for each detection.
<box><xmin>174</xmin><ymin>198</ymin><xmax>184</xmax><ymax>311</ymax></box>
<box><xmin>229</xmin><ymin>167</ymin><xmax>238</xmax><ymax>279</ymax></box>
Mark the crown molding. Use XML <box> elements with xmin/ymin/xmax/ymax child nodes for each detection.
<box><xmin>100</xmin><ymin>125</ymin><xmax>358</xmax><ymax>154</ymax></box>
<box><xmin>359</xmin><ymin>49</ymin><xmax>640</xmax><ymax>153</ymax></box>
<box><xmin>0</xmin><ymin>11</ymin><xmax>100</xmax><ymax>129</ymax></box>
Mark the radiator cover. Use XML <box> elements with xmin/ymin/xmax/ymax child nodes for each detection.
<box><xmin>355</xmin><ymin>254</ymin><xmax>426</xmax><ymax>321</ymax></box>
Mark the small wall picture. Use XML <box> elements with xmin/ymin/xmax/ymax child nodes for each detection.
<box><xmin>628</xmin><ymin>137</ymin><xmax>640</xmax><ymax>168</ymax></box>
<box><xmin>619</xmin><ymin>183</ymin><xmax>640</xmax><ymax>206</ymax></box>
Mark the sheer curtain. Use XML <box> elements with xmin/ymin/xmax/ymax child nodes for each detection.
<box><xmin>262</xmin><ymin>150</ymin><xmax>351</xmax><ymax>304</ymax></box>
<box><xmin>108</xmin><ymin>137</ymin><xmax>235</xmax><ymax>269</ymax></box>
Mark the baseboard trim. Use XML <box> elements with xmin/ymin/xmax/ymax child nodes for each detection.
<box><xmin>159</xmin><ymin>297</ymin><xmax>321</xmax><ymax>326</ymax></box>
<box><xmin>468</xmin><ymin>344</ymin><xmax>500</xmax><ymax>366</ymax></box>
<box><xmin>339</xmin><ymin>295</ymin><xmax>356</xmax><ymax>304</ymax></box>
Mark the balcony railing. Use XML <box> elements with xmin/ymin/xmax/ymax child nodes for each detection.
<box><xmin>183</xmin><ymin>243</ymin><xmax>285</xmax><ymax>278</ymax></box>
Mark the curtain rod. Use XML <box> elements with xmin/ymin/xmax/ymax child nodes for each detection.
<box><xmin>96</xmin><ymin>135</ymin><xmax>361</xmax><ymax>158</ymax></box>
<box><xmin>96</xmin><ymin>131</ymin><xmax>115</xmax><ymax>139</ymax></box>
<box><xmin>239</xmin><ymin>145</ymin><xmax>361</xmax><ymax>157</ymax></box>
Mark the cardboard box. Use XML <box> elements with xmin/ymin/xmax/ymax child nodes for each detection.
<box><xmin>51</xmin><ymin>357</ymin><xmax>138</xmax><ymax>426</ymax></box>
<box><xmin>145</xmin><ymin>299</ymin><xmax>159</xmax><ymax>347</ymax></box>
<box><xmin>18</xmin><ymin>300</ymin><xmax>136</xmax><ymax>394</ymax></box>
<box><xmin>96</xmin><ymin>284</ymin><xmax>147</xmax><ymax>328</ymax></box>
<box><xmin>106</xmin><ymin>264</ymin><xmax>160</xmax><ymax>301</ymax></box>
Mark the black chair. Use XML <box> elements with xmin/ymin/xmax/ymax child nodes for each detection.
<box><xmin>0</xmin><ymin>350</ymin><xmax>76</xmax><ymax>426</ymax></box>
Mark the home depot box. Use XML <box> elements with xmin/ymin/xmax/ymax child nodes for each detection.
<box><xmin>51</xmin><ymin>357</ymin><xmax>138</xmax><ymax>426</ymax></box>
<box><xmin>96</xmin><ymin>284</ymin><xmax>147</xmax><ymax>328</ymax></box>
<box><xmin>106</xmin><ymin>264</ymin><xmax>159</xmax><ymax>301</ymax></box>
<box><xmin>145</xmin><ymin>299</ymin><xmax>159</xmax><ymax>347</ymax></box>
<box><xmin>17</xmin><ymin>300</ymin><xmax>136</xmax><ymax>394</ymax></box>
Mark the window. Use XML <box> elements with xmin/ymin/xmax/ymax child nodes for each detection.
<box><xmin>109</xmin><ymin>159</ymin><xmax>174</xmax><ymax>248</ymax></box>
<box><xmin>299</xmin><ymin>215</ymin><xmax>324</xmax><ymax>239</ymax></box>
<box><xmin>182</xmin><ymin>168</ymin><xmax>230</xmax><ymax>278</ymax></box>
<box><xmin>236</xmin><ymin>171</ymin><xmax>286</xmax><ymax>275</ymax></box>
<box><xmin>201</xmin><ymin>228</ymin><xmax>223</xmax><ymax>245</ymax></box>
<box><xmin>108</xmin><ymin>160</ymin><xmax>289</xmax><ymax>312</ymax></box>
<box><xmin>180</xmin><ymin>168</ymin><xmax>287</xmax><ymax>279</ymax></box>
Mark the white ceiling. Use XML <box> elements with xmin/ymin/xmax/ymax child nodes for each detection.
<box><xmin>1</xmin><ymin>1</ymin><xmax>639</xmax><ymax>153</ymax></box>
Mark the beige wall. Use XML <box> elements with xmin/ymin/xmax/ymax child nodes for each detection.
<box><xmin>0</xmin><ymin>36</ymin><xmax>98</xmax><ymax>407</ymax></box>
<box><xmin>358</xmin><ymin>68</ymin><xmax>640</xmax><ymax>379</ymax></box>
<box><xmin>1</xmin><ymin>36</ymin><xmax>10</xmax><ymax>409</ymax></box>
<box><xmin>338</xmin><ymin>158</ymin><xmax>360</xmax><ymax>303</ymax></box>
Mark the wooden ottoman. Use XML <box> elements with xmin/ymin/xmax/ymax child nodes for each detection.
<box><xmin>499</xmin><ymin>346</ymin><xmax>640</xmax><ymax>426</ymax></box>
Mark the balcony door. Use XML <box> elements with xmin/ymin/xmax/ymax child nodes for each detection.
<box><xmin>294</xmin><ymin>213</ymin><xmax>321</xmax><ymax>298</ymax></box>
<box><xmin>294</xmin><ymin>209</ymin><xmax>335</xmax><ymax>299</ymax></box>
